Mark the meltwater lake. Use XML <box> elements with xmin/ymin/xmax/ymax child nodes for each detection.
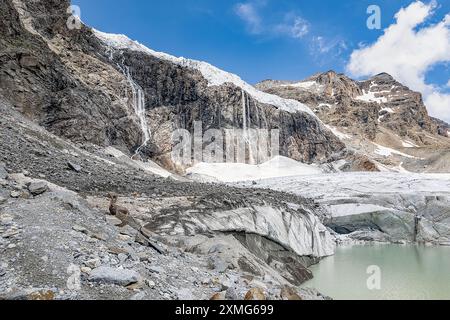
<box><xmin>303</xmin><ymin>244</ymin><xmax>450</xmax><ymax>300</ymax></box>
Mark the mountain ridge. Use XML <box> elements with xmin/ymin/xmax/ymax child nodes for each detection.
<box><xmin>256</xmin><ymin>70</ymin><xmax>450</xmax><ymax>173</ymax></box>
<box><xmin>1</xmin><ymin>0</ymin><xmax>348</xmax><ymax>173</ymax></box>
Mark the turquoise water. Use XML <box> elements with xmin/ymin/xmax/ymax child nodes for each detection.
<box><xmin>303</xmin><ymin>244</ymin><xmax>450</xmax><ymax>300</ymax></box>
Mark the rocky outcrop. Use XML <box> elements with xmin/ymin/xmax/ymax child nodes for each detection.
<box><xmin>257</xmin><ymin>71</ymin><xmax>450</xmax><ymax>173</ymax></box>
<box><xmin>359</xmin><ymin>73</ymin><xmax>439</xmax><ymax>141</ymax></box>
<box><xmin>0</xmin><ymin>0</ymin><xmax>145</xmax><ymax>153</ymax></box>
<box><xmin>0</xmin><ymin>0</ymin><xmax>345</xmax><ymax>171</ymax></box>
<box><xmin>257</xmin><ymin>71</ymin><xmax>444</xmax><ymax>144</ymax></box>
<box><xmin>432</xmin><ymin>117</ymin><xmax>449</xmax><ymax>137</ymax></box>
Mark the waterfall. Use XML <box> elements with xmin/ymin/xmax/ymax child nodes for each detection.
<box><xmin>105</xmin><ymin>47</ymin><xmax>151</xmax><ymax>156</ymax></box>
<box><xmin>241</xmin><ymin>89</ymin><xmax>255</xmax><ymax>164</ymax></box>
<box><xmin>242</xmin><ymin>89</ymin><xmax>247</xmax><ymax>132</ymax></box>
<box><xmin>124</xmin><ymin>66</ymin><xmax>151</xmax><ymax>155</ymax></box>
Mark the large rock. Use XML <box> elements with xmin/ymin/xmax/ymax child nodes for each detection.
<box><xmin>89</xmin><ymin>266</ymin><xmax>140</xmax><ymax>286</ymax></box>
<box><xmin>244</xmin><ymin>288</ymin><xmax>266</xmax><ymax>301</ymax></box>
<box><xmin>27</xmin><ymin>182</ymin><xmax>48</xmax><ymax>196</ymax></box>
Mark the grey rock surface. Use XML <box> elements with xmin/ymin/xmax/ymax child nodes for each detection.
<box><xmin>27</xmin><ymin>182</ymin><xmax>48</xmax><ymax>196</ymax></box>
<box><xmin>89</xmin><ymin>266</ymin><xmax>140</xmax><ymax>286</ymax></box>
<box><xmin>0</xmin><ymin>163</ymin><xmax>7</xmax><ymax>180</ymax></box>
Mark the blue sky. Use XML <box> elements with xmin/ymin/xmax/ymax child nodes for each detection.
<box><xmin>72</xmin><ymin>0</ymin><xmax>450</xmax><ymax>119</ymax></box>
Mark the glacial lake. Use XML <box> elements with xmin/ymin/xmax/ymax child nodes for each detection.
<box><xmin>303</xmin><ymin>244</ymin><xmax>450</xmax><ymax>300</ymax></box>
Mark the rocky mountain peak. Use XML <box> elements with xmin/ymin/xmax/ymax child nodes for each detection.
<box><xmin>371</xmin><ymin>72</ymin><xmax>395</xmax><ymax>81</ymax></box>
<box><xmin>256</xmin><ymin>70</ymin><xmax>450</xmax><ymax>171</ymax></box>
<box><xmin>310</xmin><ymin>71</ymin><xmax>362</xmax><ymax>98</ymax></box>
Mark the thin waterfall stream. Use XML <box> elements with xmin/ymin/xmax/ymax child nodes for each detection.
<box><xmin>105</xmin><ymin>47</ymin><xmax>151</xmax><ymax>157</ymax></box>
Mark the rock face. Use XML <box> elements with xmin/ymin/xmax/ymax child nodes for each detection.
<box><xmin>432</xmin><ymin>117</ymin><xmax>449</xmax><ymax>137</ymax></box>
<box><xmin>257</xmin><ymin>71</ymin><xmax>450</xmax><ymax>172</ymax></box>
<box><xmin>0</xmin><ymin>0</ymin><xmax>345</xmax><ymax>172</ymax></box>
<box><xmin>257</xmin><ymin>71</ymin><xmax>443</xmax><ymax>143</ymax></box>
<box><xmin>0</xmin><ymin>0</ymin><xmax>143</xmax><ymax>152</ymax></box>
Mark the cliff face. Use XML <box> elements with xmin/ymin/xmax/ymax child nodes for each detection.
<box><xmin>431</xmin><ymin>117</ymin><xmax>450</xmax><ymax>137</ymax></box>
<box><xmin>0</xmin><ymin>0</ymin><xmax>345</xmax><ymax>170</ymax></box>
<box><xmin>257</xmin><ymin>71</ymin><xmax>446</xmax><ymax>145</ymax></box>
<box><xmin>0</xmin><ymin>0</ymin><xmax>144</xmax><ymax>151</ymax></box>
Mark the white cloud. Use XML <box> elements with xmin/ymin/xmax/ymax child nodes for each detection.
<box><xmin>274</xmin><ymin>13</ymin><xmax>310</xmax><ymax>39</ymax></box>
<box><xmin>234</xmin><ymin>2</ymin><xmax>309</xmax><ymax>39</ymax></box>
<box><xmin>346</xmin><ymin>1</ymin><xmax>450</xmax><ymax>122</ymax></box>
<box><xmin>447</xmin><ymin>79</ymin><xmax>450</xmax><ymax>87</ymax></box>
<box><xmin>312</xmin><ymin>36</ymin><xmax>347</xmax><ymax>54</ymax></box>
<box><xmin>290</xmin><ymin>17</ymin><xmax>309</xmax><ymax>38</ymax></box>
<box><xmin>235</xmin><ymin>2</ymin><xmax>262</xmax><ymax>34</ymax></box>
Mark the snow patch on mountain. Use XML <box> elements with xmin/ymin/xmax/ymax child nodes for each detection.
<box><xmin>93</xmin><ymin>30</ymin><xmax>316</xmax><ymax>117</ymax></box>
<box><xmin>324</xmin><ymin>125</ymin><xmax>351</xmax><ymax>140</ymax></box>
<box><xmin>103</xmin><ymin>146</ymin><xmax>172</xmax><ymax>178</ymax></box>
<box><xmin>356</xmin><ymin>90</ymin><xmax>388</xmax><ymax>104</ymax></box>
<box><xmin>402</xmin><ymin>140</ymin><xmax>419</xmax><ymax>148</ymax></box>
<box><xmin>373</xmin><ymin>143</ymin><xmax>417</xmax><ymax>159</ymax></box>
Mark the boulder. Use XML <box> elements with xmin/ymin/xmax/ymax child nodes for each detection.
<box><xmin>210</xmin><ymin>292</ymin><xmax>226</xmax><ymax>300</ymax></box>
<box><xmin>280</xmin><ymin>286</ymin><xmax>302</xmax><ymax>300</ymax></box>
<box><xmin>67</xmin><ymin>161</ymin><xmax>82</xmax><ymax>172</ymax></box>
<box><xmin>244</xmin><ymin>288</ymin><xmax>266</xmax><ymax>301</ymax></box>
<box><xmin>89</xmin><ymin>266</ymin><xmax>140</xmax><ymax>286</ymax></box>
<box><xmin>27</xmin><ymin>182</ymin><xmax>48</xmax><ymax>196</ymax></box>
<box><xmin>208</xmin><ymin>256</ymin><xmax>229</xmax><ymax>273</ymax></box>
